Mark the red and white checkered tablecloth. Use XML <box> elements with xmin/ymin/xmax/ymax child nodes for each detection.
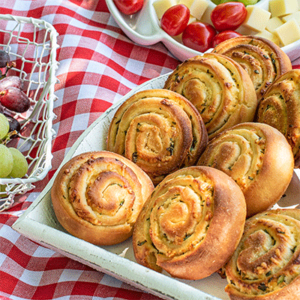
<box><xmin>0</xmin><ymin>0</ymin><xmax>300</xmax><ymax>299</ymax></box>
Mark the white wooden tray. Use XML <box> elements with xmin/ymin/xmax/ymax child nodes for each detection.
<box><xmin>12</xmin><ymin>73</ymin><xmax>300</xmax><ymax>300</ymax></box>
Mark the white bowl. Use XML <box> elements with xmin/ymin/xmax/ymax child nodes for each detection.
<box><xmin>106</xmin><ymin>0</ymin><xmax>300</xmax><ymax>62</ymax></box>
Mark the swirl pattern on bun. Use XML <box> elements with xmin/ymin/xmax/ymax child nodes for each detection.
<box><xmin>225</xmin><ymin>209</ymin><xmax>300</xmax><ymax>300</ymax></box>
<box><xmin>164</xmin><ymin>53</ymin><xmax>257</xmax><ymax>140</ymax></box>
<box><xmin>51</xmin><ymin>151</ymin><xmax>154</xmax><ymax>246</ymax></box>
<box><xmin>107</xmin><ymin>89</ymin><xmax>208</xmax><ymax>185</ymax></box>
<box><xmin>213</xmin><ymin>36</ymin><xmax>292</xmax><ymax>102</ymax></box>
<box><xmin>256</xmin><ymin>69</ymin><xmax>300</xmax><ymax>167</ymax></box>
<box><xmin>133</xmin><ymin>166</ymin><xmax>246</xmax><ymax>280</ymax></box>
<box><xmin>197</xmin><ymin>122</ymin><xmax>294</xmax><ymax>217</ymax></box>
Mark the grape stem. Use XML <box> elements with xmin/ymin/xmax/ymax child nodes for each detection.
<box><xmin>0</xmin><ymin>130</ymin><xmax>18</xmax><ymax>145</ymax></box>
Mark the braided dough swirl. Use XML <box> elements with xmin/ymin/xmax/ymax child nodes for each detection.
<box><xmin>213</xmin><ymin>36</ymin><xmax>292</xmax><ymax>102</ymax></box>
<box><xmin>197</xmin><ymin>123</ymin><xmax>294</xmax><ymax>217</ymax></box>
<box><xmin>133</xmin><ymin>166</ymin><xmax>246</xmax><ymax>280</ymax></box>
<box><xmin>225</xmin><ymin>209</ymin><xmax>300</xmax><ymax>300</ymax></box>
<box><xmin>164</xmin><ymin>53</ymin><xmax>257</xmax><ymax>140</ymax></box>
<box><xmin>256</xmin><ymin>69</ymin><xmax>300</xmax><ymax>167</ymax></box>
<box><xmin>51</xmin><ymin>151</ymin><xmax>154</xmax><ymax>245</ymax></box>
<box><xmin>107</xmin><ymin>89</ymin><xmax>207</xmax><ymax>185</ymax></box>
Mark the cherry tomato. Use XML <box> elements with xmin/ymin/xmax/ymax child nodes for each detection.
<box><xmin>211</xmin><ymin>2</ymin><xmax>247</xmax><ymax>32</ymax></box>
<box><xmin>182</xmin><ymin>22</ymin><xmax>216</xmax><ymax>53</ymax></box>
<box><xmin>113</xmin><ymin>0</ymin><xmax>144</xmax><ymax>15</ymax></box>
<box><xmin>212</xmin><ymin>30</ymin><xmax>242</xmax><ymax>47</ymax></box>
<box><xmin>161</xmin><ymin>4</ymin><xmax>190</xmax><ymax>36</ymax></box>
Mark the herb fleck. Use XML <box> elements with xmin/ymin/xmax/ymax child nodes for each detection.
<box><xmin>258</xmin><ymin>283</ymin><xmax>267</xmax><ymax>291</ymax></box>
<box><xmin>132</xmin><ymin>152</ymin><xmax>138</xmax><ymax>163</ymax></box>
<box><xmin>167</xmin><ymin>139</ymin><xmax>175</xmax><ymax>155</ymax></box>
<box><xmin>137</xmin><ymin>240</ymin><xmax>147</xmax><ymax>246</ymax></box>
<box><xmin>277</xmin><ymin>275</ymin><xmax>285</xmax><ymax>284</ymax></box>
<box><xmin>184</xmin><ymin>233</ymin><xmax>191</xmax><ymax>241</ymax></box>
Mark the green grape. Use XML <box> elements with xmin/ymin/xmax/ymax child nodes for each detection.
<box><xmin>8</xmin><ymin>148</ymin><xmax>28</xmax><ymax>178</ymax></box>
<box><xmin>0</xmin><ymin>113</ymin><xmax>9</xmax><ymax>139</ymax></box>
<box><xmin>238</xmin><ymin>0</ymin><xmax>258</xmax><ymax>5</ymax></box>
<box><xmin>0</xmin><ymin>144</ymin><xmax>13</xmax><ymax>177</ymax></box>
<box><xmin>0</xmin><ymin>184</ymin><xmax>6</xmax><ymax>198</ymax></box>
<box><xmin>219</xmin><ymin>0</ymin><xmax>258</xmax><ymax>4</ymax></box>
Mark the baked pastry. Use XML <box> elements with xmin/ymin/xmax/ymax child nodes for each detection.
<box><xmin>225</xmin><ymin>209</ymin><xmax>300</xmax><ymax>300</ymax></box>
<box><xmin>132</xmin><ymin>166</ymin><xmax>246</xmax><ymax>280</ymax></box>
<box><xmin>256</xmin><ymin>69</ymin><xmax>300</xmax><ymax>167</ymax></box>
<box><xmin>164</xmin><ymin>53</ymin><xmax>257</xmax><ymax>140</ymax></box>
<box><xmin>197</xmin><ymin>122</ymin><xmax>294</xmax><ymax>217</ymax></box>
<box><xmin>213</xmin><ymin>36</ymin><xmax>292</xmax><ymax>102</ymax></box>
<box><xmin>107</xmin><ymin>89</ymin><xmax>208</xmax><ymax>185</ymax></box>
<box><xmin>51</xmin><ymin>151</ymin><xmax>154</xmax><ymax>246</ymax></box>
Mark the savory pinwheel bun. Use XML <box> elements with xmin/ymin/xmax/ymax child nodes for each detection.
<box><xmin>164</xmin><ymin>53</ymin><xmax>257</xmax><ymax>140</ymax></box>
<box><xmin>51</xmin><ymin>151</ymin><xmax>154</xmax><ymax>246</ymax></box>
<box><xmin>197</xmin><ymin>122</ymin><xmax>294</xmax><ymax>218</ymax></box>
<box><xmin>256</xmin><ymin>69</ymin><xmax>300</xmax><ymax>167</ymax></box>
<box><xmin>107</xmin><ymin>89</ymin><xmax>208</xmax><ymax>185</ymax></box>
<box><xmin>225</xmin><ymin>209</ymin><xmax>300</xmax><ymax>300</ymax></box>
<box><xmin>132</xmin><ymin>166</ymin><xmax>246</xmax><ymax>280</ymax></box>
<box><xmin>213</xmin><ymin>36</ymin><xmax>292</xmax><ymax>102</ymax></box>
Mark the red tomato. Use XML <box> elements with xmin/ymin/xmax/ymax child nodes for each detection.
<box><xmin>212</xmin><ymin>30</ymin><xmax>242</xmax><ymax>47</ymax></box>
<box><xmin>161</xmin><ymin>4</ymin><xmax>190</xmax><ymax>36</ymax></box>
<box><xmin>182</xmin><ymin>22</ymin><xmax>216</xmax><ymax>53</ymax></box>
<box><xmin>113</xmin><ymin>0</ymin><xmax>144</xmax><ymax>15</ymax></box>
<box><xmin>211</xmin><ymin>2</ymin><xmax>247</xmax><ymax>32</ymax></box>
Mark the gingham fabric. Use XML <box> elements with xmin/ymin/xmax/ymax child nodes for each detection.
<box><xmin>0</xmin><ymin>0</ymin><xmax>300</xmax><ymax>299</ymax></box>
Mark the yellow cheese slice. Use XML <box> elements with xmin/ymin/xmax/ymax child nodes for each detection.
<box><xmin>236</xmin><ymin>24</ymin><xmax>258</xmax><ymax>35</ymax></box>
<box><xmin>200</xmin><ymin>3</ymin><xmax>214</xmax><ymax>25</ymax></box>
<box><xmin>153</xmin><ymin>0</ymin><xmax>177</xmax><ymax>19</ymax></box>
<box><xmin>269</xmin><ymin>0</ymin><xmax>299</xmax><ymax>18</ymax></box>
<box><xmin>178</xmin><ymin>0</ymin><xmax>194</xmax><ymax>8</ymax></box>
<box><xmin>266</xmin><ymin>17</ymin><xmax>284</xmax><ymax>33</ymax></box>
<box><xmin>255</xmin><ymin>30</ymin><xmax>281</xmax><ymax>45</ymax></box>
<box><xmin>282</xmin><ymin>11</ymin><xmax>300</xmax><ymax>26</ymax></box>
<box><xmin>275</xmin><ymin>18</ymin><xmax>300</xmax><ymax>46</ymax></box>
<box><xmin>190</xmin><ymin>0</ymin><xmax>209</xmax><ymax>20</ymax></box>
<box><xmin>242</xmin><ymin>6</ymin><xmax>271</xmax><ymax>32</ymax></box>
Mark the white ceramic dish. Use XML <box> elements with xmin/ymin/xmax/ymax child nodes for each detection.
<box><xmin>105</xmin><ymin>0</ymin><xmax>300</xmax><ymax>62</ymax></box>
<box><xmin>13</xmin><ymin>73</ymin><xmax>300</xmax><ymax>300</ymax></box>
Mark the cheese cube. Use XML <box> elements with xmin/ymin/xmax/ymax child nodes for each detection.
<box><xmin>275</xmin><ymin>19</ymin><xmax>300</xmax><ymax>46</ymax></box>
<box><xmin>255</xmin><ymin>30</ymin><xmax>281</xmax><ymax>46</ymax></box>
<box><xmin>200</xmin><ymin>3</ymin><xmax>214</xmax><ymax>25</ymax></box>
<box><xmin>266</xmin><ymin>17</ymin><xmax>284</xmax><ymax>33</ymax></box>
<box><xmin>282</xmin><ymin>11</ymin><xmax>300</xmax><ymax>26</ymax></box>
<box><xmin>236</xmin><ymin>25</ymin><xmax>259</xmax><ymax>36</ymax></box>
<box><xmin>153</xmin><ymin>0</ymin><xmax>177</xmax><ymax>19</ymax></box>
<box><xmin>190</xmin><ymin>0</ymin><xmax>209</xmax><ymax>20</ymax></box>
<box><xmin>178</xmin><ymin>0</ymin><xmax>194</xmax><ymax>8</ymax></box>
<box><xmin>269</xmin><ymin>0</ymin><xmax>299</xmax><ymax>18</ymax></box>
<box><xmin>188</xmin><ymin>16</ymin><xmax>197</xmax><ymax>23</ymax></box>
<box><xmin>242</xmin><ymin>6</ymin><xmax>271</xmax><ymax>32</ymax></box>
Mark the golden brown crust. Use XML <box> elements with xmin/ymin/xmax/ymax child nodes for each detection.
<box><xmin>197</xmin><ymin>122</ymin><xmax>294</xmax><ymax>217</ymax></box>
<box><xmin>213</xmin><ymin>36</ymin><xmax>292</xmax><ymax>102</ymax></box>
<box><xmin>256</xmin><ymin>69</ymin><xmax>300</xmax><ymax>167</ymax></box>
<box><xmin>132</xmin><ymin>166</ymin><xmax>246</xmax><ymax>280</ymax></box>
<box><xmin>51</xmin><ymin>151</ymin><xmax>154</xmax><ymax>246</ymax></box>
<box><xmin>164</xmin><ymin>53</ymin><xmax>257</xmax><ymax>140</ymax></box>
<box><xmin>225</xmin><ymin>209</ymin><xmax>300</xmax><ymax>300</ymax></box>
<box><xmin>107</xmin><ymin>89</ymin><xmax>208</xmax><ymax>185</ymax></box>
